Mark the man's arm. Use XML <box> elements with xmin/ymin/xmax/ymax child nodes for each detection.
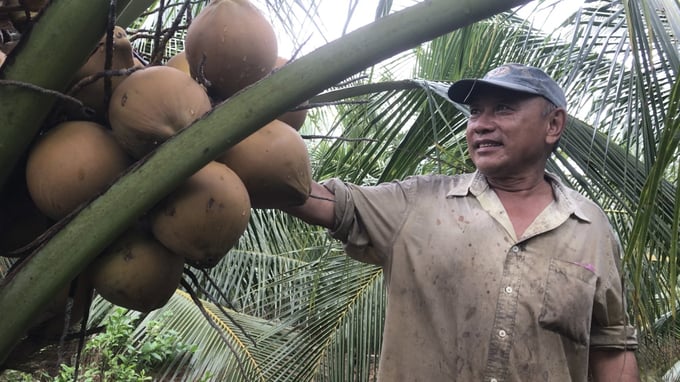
<box><xmin>589</xmin><ymin>349</ymin><xmax>640</xmax><ymax>382</ymax></box>
<box><xmin>282</xmin><ymin>181</ymin><xmax>336</xmax><ymax>229</ymax></box>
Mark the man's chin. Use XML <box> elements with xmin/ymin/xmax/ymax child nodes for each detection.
<box><xmin>475</xmin><ymin>166</ymin><xmax>518</xmax><ymax>181</ymax></box>
<box><xmin>474</xmin><ymin>163</ymin><xmax>504</xmax><ymax>176</ymax></box>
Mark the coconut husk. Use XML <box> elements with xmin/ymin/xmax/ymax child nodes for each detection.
<box><xmin>216</xmin><ymin>120</ymin><xmax>312</xmax><ymax>209</ymax></box>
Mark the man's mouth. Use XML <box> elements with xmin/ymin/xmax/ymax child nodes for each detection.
<box><xmin>476</xmin><ymin>142</ymin><xmax>502</xmax><ymax>149</ymax></box>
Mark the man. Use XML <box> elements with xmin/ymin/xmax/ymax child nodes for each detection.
<box><xmin>284</xmin><ymin>63</ymin><xmax>640</xmax><ymax>381</ymax></box>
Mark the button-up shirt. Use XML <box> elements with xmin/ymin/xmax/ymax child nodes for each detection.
<box><xmin>324</xmin><ymin>171</ymin><xmax>637</xmax><ymax>382</ymax></box>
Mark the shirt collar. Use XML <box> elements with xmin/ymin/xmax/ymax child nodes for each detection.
<box><xmin>447</xmin><ymin>170</ymin><xmax>591</xmax><ymax>223</ymax></box>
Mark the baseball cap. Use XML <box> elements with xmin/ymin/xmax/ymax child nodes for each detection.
<box><xmin>448</xmin><ymin>63</ymin><xmax>567</xmax><ymax>109</ymax></box>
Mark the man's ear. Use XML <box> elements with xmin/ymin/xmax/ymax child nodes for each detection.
<box><xmin>546</xmin><ymin>108</ymin><xmax>567</xmax><ymax>146</ymax></box>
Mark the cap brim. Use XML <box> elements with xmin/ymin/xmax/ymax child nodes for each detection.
<box><xmin>448</xmin><ymin>79</ymin><xmax>541</xmax><ymax>104</ymax></box>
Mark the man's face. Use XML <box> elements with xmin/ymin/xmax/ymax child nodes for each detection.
<box><xmin>465</xmin><ymin>89</ymin><xmax>557</xmax><ymax>178</ymax></box>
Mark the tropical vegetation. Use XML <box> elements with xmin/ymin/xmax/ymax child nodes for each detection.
<box><xmin>1</xmin><ymin>0</ymin><xmax>679</xmax><ymax>380</ymax></box>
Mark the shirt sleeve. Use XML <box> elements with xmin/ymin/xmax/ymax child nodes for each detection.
<box><xmin>589</xmin><ymin>227</ymin><xmax>638</xmax><ymax>350</ymax></box>
<box><xmin>322</xmin><ymin>178</ymin><xmax>412</xmax><ymax>265</ymax></box>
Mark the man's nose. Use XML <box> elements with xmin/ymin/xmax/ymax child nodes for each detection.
<box><xmin>468</xmin><ymin>112</ymin><xmax>495</xmax><ymax>133</ymax></box>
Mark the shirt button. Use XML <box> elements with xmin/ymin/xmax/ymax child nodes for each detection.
<box><xmin>504</xmin><ymin>286</ymin><xmax>513</xmax><ymax>294</ymax></box>
<box><xmin>511</xmin><ymin>246</ymin><xmax>520</xmax><ymax>253</ymax></box>
<box><xmin>499</xmin><ymin>330</ymin><xmax>507</xmax><ymax>338</ymax></box>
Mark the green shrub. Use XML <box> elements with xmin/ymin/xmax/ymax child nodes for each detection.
<box><xmin>52</xmin><ymin>308</ymin><xmax>195</xmax><ymax>382</ymax></box>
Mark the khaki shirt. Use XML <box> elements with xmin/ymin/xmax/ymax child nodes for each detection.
<box><xmin>324</xmin><ymin>171</ymin><xmax>637</xmax><ymax>382</ymax></box>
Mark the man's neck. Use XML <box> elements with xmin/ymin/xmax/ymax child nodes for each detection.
<box><xmin>485</xmin><ymin>172</ymin><xmax>555</xmax><ymax>238</ymax></box>
<box><xmin>486</xmin><ymin>171</ymin><xmax>550</xmax><ymax>196</ymax></box>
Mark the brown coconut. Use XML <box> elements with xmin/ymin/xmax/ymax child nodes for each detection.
<box><xmin>25</xmin><ymin>121</ymin><xmax>132</xmax><ymax>220</ymax></box>
<box><xmin>216</xmin><ymin>119</ymin><xmax>311</xmax><ymax>209</ymax></box>
<box><xmin>273</xmin><ymin>57</ymin><xmax>309</xmax><ymax>131</ymax></box>
<box><xmin>150</xmin><ymin>161</ymin><xmax>251</xmax><ymax>268</ymax></box>
<box><xmin>108</xmin><ymin>65</ymin><xmax>212</xmax><ymax>158</ymax></box>
<box><xmin>165</xmin><ymin>50</ymin><xmax>190</xmax><ymax>75</ymax></box>
<box><xmin>184</xmin><ymin>0</ymin><xmax>278</xmax><ymax>100</ymax></box>
<box><xmin>69</xmin><ymin>26</ymin><xmax>137</xmax><ymax>118</ymax></box>
<box><xmin>89</xmin><ymin>228</ymin><xmax>185</xmax><ymax>312</ymax></box>
<box><xmin>133</xmin><ymin>57</ymin><xmax>145</xmax><ymax>68</ymax></box>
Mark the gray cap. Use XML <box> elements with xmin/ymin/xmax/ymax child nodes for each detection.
<box><xmin>448</xmin><ymin>63</ymin><xmax>566</xmax><ymax>109</ymax></box>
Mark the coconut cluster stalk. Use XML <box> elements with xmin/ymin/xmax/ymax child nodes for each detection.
<box><xmin>0</xmin><ymin>0</ymin><xmax>531</xmax><ymax>363</ymax></box>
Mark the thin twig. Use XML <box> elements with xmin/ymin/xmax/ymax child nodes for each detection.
<box><xmin>128</xmin><ymin>26</ymin><xmax>189</xmax><ymax>43</ymax></box>
<box><xmin>289</xmin><ymin>35</ymin><xmax>312</xmax><ymax>61</ymax></box>
<box><xmin>198</xmin><ymin>268</ymin><xmax>241</xmax><ymax>312</ymax></box>
<box><xmin>67</xmin><ymin>66</ymin><xmax>144</xmax><ymax>96</ymax></box>
<box><xmin>149</xmin><ymin>0</ymin><xmax>192</xmax><ymax>65</ymax></box>
<box><xmin>134</xmin><ymin>0</ymin><xmax>203</xmax><ymax>19</ymax></box>
<box><xmin>183</xmin><ymin>267</ymin><xmax>256</xmax><ymax>346</ymax></box>
<box><xmin>180</xmin><ymin>278</ymin><xmax>251</xmax><ymax>379</ymax></box>
<box><xmin>151</xmin><ymin>0</ymin><xmax>164</xmax><ymax>65</ymax></box>
<box><xmin>0</xmin><ymin>79</ymin><xmax>86</xmax><ymax>109</ymax></box>
<box><xmin>70</xmin><ymin>279</ymin><xmax>94</xmax><ymax>382</ymax></box>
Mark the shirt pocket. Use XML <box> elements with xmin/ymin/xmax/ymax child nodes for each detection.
<box><xmin>538</xmin><ymin>258</ymin><xmax>597</xmax><ymax>346</ymax></box>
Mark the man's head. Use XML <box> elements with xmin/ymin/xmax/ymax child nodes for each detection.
<box><xmin>448</xmin><ymin>64</ymin><xmax>567</xmax><ymax>179</ymax></box>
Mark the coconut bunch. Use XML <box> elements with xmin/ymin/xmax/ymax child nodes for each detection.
<box><xmin>19</xmin><ymin>64</ymin><xmax>247</xmax><ymax>313</ymax></box>
<box><xmin>8</xmin><ymin>0</ymin><xmax>314</xmax><ymax>315</ymax></box>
